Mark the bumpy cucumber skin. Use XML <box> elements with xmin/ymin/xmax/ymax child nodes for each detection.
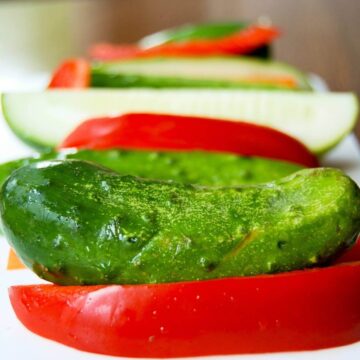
<box><xmin>91</xmin><ymin>57</ymin><xmax>312</xmax><ymax>90</ymax></box>
<box><xmin>0</xmin><ymin>149</ymin><xmax>303</xmax><ymax>189</ymax></box>
<box><xmin>1</xmin><ymin>160</ymin><xmax>359</xmax><ymax>285</ymax></box>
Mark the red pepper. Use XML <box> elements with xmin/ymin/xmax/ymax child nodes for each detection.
<box><xmin>89</xmin><ymin>25</ymin><xmax>279</xmax><ymax>60</ymax></box>
<box><xmin>60</xmin><ymin>113</ymin><xmax>318</xmax><ymax>167</ymax></box>
<box><xmin>9</xmin><ymin>261</ymin><xmax>360</xmax><ymax>358</ymax></box>
<box><xmin>48</xmin><ymin>59</ymin><xmax>90</xmax><ymax>88</ymax></box>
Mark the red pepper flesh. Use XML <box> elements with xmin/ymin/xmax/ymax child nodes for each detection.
<box><xmin>9</xmin><ymin>262</ymin><xmax>360</xmax><ymax>358</ymax></box>
<box><xmin>48</xmin><ymin>59</ymin><xmax>90</xmax><ymax>88</ymax></box>
<box><xmin>60</xmin><ymin>113</ymin><xmax>318</xmax><ymax>167</ymax></box>
<box><xmin>89</xmin><ymin>25</ymin><xmax>279</xmax><ymax>60</ymax></box>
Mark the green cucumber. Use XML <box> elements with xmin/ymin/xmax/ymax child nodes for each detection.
<box><xmin>91</xmin><ymin>57</ymin><xmax>311</xmax><ymax>90</ymax></box>
<box><xmin>0</xmin><ymin>149</ymin><xmax>303</xmax><ymax>188</ymax></box>
<box><xmin>1</xmin><ymin>160</ymin><xmax>359</xmax><ymax>285</ymax></box>
<box><xmin>2</xmin><ymin>89</ymin><xmax>358</xmax><ymax>153</ymax></box>
<box><xmin>139</xmin><ymin>22</ymin><xmax>270</xmax><ymax>58</ymax></box>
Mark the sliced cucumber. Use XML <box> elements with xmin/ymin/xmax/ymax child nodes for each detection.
<box><xmin>91</xmin><ymin>56</ymin><xmax>311</xmax><ymax>90</ymax></box>
<box><xmin>2</xmin><ymin>89</ymin><xmax>358</xmax><ymax>153</ymax></box>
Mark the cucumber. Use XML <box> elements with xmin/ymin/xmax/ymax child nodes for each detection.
<box><xmin>2</xmin><ymin>89</ymin><xmax>358</xmax><ymax>153</ymax></box>
<box><xmin>1</xmin><ymin>160</ymin><xmax>359</xmax><ymax>285</ymax></box>
<box><xmin>91</xmin><ymin>57</ymin><xmax>311</xmax><ymax>90</ymax></box>
<box><xmin>139</xmin><ymin>22</ymin><xmax>270</xmax><ymax>58</ymax></box>
<box><xmin>0</xmin><ymin>149</ymin><xmax>303</xmax><ymax>188</ymax></box>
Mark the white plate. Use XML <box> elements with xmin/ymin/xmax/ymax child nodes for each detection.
<box><xmin>0</xmin><ymin>75</ymin><xmax>359</xmax><ymax>359</ymax></box>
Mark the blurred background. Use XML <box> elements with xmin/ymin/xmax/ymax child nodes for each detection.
<box><xmin>0</xmin><ymin>0</ymin><xmax>359</xmax><ymax>95</ymax></box>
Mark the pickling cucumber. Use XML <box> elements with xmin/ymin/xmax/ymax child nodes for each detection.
<box><xmin>2</xmin><ymin>89</ymin><xmax>358</xmax><ymax>153</ymax></box>
<box><xmin>1</xmin><ymin>160</ymin><xmax>359</xmax><ymax>285</ymax></box>
<box><xmin>91</xmin><ymin>57</ymin><xmax>311</xmax><ymax>90</ymax></box>
<box><xmin>0</xmin><ymin>149</ymin><xmax>303</xmax><ymax>188</ymax></box>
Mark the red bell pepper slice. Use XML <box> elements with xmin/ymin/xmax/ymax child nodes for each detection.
<box><xmin>48</xmin><ymin>59</ymin><xmax>90</xmax><ymax>88</ymax></box>
<box><xmin>60</xmin><ymin>113</ymin><xmax>318</xmax><ymax>167</ymax></box>
<box><xmin>89</xmin><ymin>25</ymin><xmax>279</xmax><ymax>60</ymax></box>
<box><xmin>9</xmin><ymin>261</ymin><xmax>360</xmax><ymax>358</ymax></box>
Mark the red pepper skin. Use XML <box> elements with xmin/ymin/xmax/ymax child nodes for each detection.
<box><xmin>48</xmin><ymin>59</ymin><xmax>90</xmax><ymax>88</ymax></box>
<box><xmin>60</xmin><ymin>113</ymin><xmax>318</xmax><ymax>167</ymax></box>
<box><xmin>89</xmin><ymin>25</ymin><xmax>279</xmax><ymax>60</ymax></box>
<box><xmin>9</xmin><ymin>262</ymin><xmax>360</xmax><ymax>358</ymax></box>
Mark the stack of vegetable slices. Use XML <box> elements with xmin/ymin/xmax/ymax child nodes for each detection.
<box><xmin>0</xmin><ymin>21</ymin><xmax>360</xmax><ymax>358</ymax></box>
